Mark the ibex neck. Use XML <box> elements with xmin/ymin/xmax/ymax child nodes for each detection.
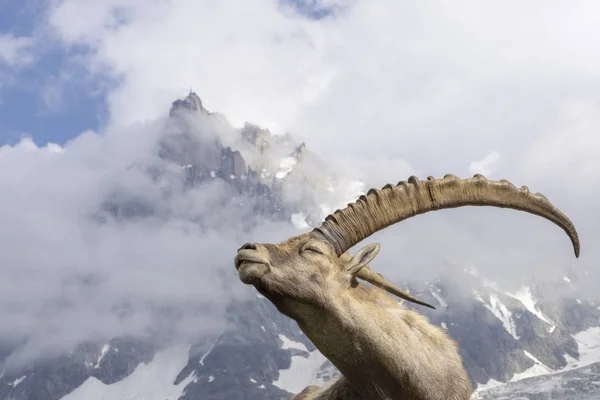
<box><xmin>293</xmin><ymin>288</ymin><xmax>470</xmax><ymax>400</ymax></box>
<box><xmin>296</xmin><ymin>296</ymin><xmax>405</xmax><ymax>399</ymax></box>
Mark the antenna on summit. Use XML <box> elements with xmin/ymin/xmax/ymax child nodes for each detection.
<box><xmin>189</xmin><ymin>87</ymin><xmax>193</xmax><ymax>95</ymax></box>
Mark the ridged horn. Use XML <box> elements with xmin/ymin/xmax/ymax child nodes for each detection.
<box><xmin>356</xmin><ymin>266</ymin><xmax>436</xmax><ymax>309</ymax></box>
<box><xmin>314</xmin><ymin>174</ymin><xmax>580</xmax><ymax>258</ymax></box>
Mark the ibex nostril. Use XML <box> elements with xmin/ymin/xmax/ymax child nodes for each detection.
<box><xmin>239</xmin><ymin>242</ymin><xmax>257</xmax><ymax>251</ymax></box>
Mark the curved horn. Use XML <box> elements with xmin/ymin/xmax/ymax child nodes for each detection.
<box><xmin>314</xmin><ymin>174</ymin><xmax>580</xmax><ymax>258</ymax></box>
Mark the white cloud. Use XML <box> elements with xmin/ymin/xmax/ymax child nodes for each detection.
<box><xmin>0</xmin><ymin>117</ymin><xmax>301</xmax><ymax>367</ymax></box>
<box><xmin>40</xmin><ymin>0</ymin><xmax>600</xmax><ymax>301</ymax></box>
<box><xmin>48</xmin><ymin>0</ymin><xmax>336</xmax><ymax>132</ymax></box>
<box><xmin>469</xmin><ymin>152</ymin><xmax>501</xmax><ymax>177</ymax></box>
<box><xmin>0</xmin><ymin>34</ymin><xmax>33</xmax><ymax>67</ymax></box>
<box><xmin>521</xmin><ymin>99</ymin><xmax>600</xmax><ymax>183</ymax></box>
<box><xmin>43</xmin><ymin>1</ymin><xmax>600</xmax><ymax>178</ymax></box>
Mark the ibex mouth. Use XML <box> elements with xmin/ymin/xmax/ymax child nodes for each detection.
<box><xmin>235</xmin><ymin>252</ymin><xmax>270</xmax><ymax>284</ymax></box>
<box><xmin>234</xmin><ymin>251</ymin><xmax>269</xmax><ymax>271</ymax></box>
<box><xmin>236</xmin><ymin>259</ymin><xmax>266</xmax><ymax>270</ymax></box>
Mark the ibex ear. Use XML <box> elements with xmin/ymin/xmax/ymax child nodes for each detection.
<box><xmin>345</xmin><ymin>243</ymin><xmax>381</xmax><ymax>278</ymax></box>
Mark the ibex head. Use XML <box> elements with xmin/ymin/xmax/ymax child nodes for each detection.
<box><xmin>235</xmin><ymin>174</ymin><xmax>580</xmax><ymax>314</ymax></box>
<box><xmin>235</xmin><ymin>232</ymin><xmax>391</xmax><ymax>310</ymax></box>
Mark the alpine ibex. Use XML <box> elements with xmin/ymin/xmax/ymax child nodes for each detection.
<box><xmin>234</xmin><ymin>174</ymin><xmax>580</xmax><ymax>400</ymax></box>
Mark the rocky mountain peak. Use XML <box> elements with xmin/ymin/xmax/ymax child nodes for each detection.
<box><xmin>241</xmin><ymin>123</ymin><xmax>272</xmax><ymax>154</ymax></box>
<box><xmin>292</xmin><ymin>142</ymin><xmax>307</xmax><ymax>161</ymax></box>
<box><xmin>169</xmin><ymin>91</ymin><xmax>207</xmax><ymax>117</ymax></box>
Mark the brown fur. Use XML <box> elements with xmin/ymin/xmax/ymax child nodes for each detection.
<box><xmin>294</xmin><ymin>378</ymin><xmax>359</xmax><ymax>399</ymax></box>
<box><xmin>234</xmin><ymin>232</ymin><xmax>472</xmax><ymax>399</ymax></box>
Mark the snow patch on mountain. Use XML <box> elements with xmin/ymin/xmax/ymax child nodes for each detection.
<box><xmin>60</xmin><ymin>346</ymin><xmax>193</xmax><ymax>400</ymax></box>
<box><xmin>10</xmin><ymin>376</ymin><xmax>26</xmax><ymax>387</ymax></box>
<box><xmin>94</xmin><ymin>344</ymin><xmax>110</xmax><ymax>368</ymax></box>
<box><xmin>430</xmin><ymin>289</ymin><xmax>447</xmax><ymax>308</ymax></box>
<box><xmin>483</xmin><ymin>294</ymin><xmax>519</xmax><ymax>340</ymax></box>
<box><xmin>199</xmin><ymin>342</ymin><xmax>216</xmax><ymax>366</ymax></box>
<box><xmin>506</xmin><ymin>286</ymin><xmax>553</xmax><ymax>325</ymax></box>
<box><xmin>275</xmin><ymin>156</ymin><xmax>298</xmax><ymax>179</ymax></box>
<box><xmin>512</xmin><ymin>351</ymin><xmax>553</xmax><ymax>381</ymax></box>
<box><xmin>273</xmin><ymin>349</ymin><xmax>328</xmax><ymax>394</ymax></box>
<box><xmin>566</xmin><ymin>326</ymin><xmax>600</xmax><ymax>370</ymax></box>
<box><xmin>473</xmin><ymin>326</ymin><xmax>600</xmax><ymax>398</ymax></box>
<box><xmin>278</xmin><ymin>335</ymin><xmax>308</xmax><ymax>352</ymax></box>
<box><xmin>473</xmin><ymin>377</ymin><xmax>503</xmax><ymax>393</ymax></box>
<box><xmin>273</xmin><ymin>335</ymin><xmax>328</xmax><ymax>394</ymax></box>
<box><xmin>473</xmin><ymin>352</ymin><xmax>554</xmax><ymax>397</ymax></box>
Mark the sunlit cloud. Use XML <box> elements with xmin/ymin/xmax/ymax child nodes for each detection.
<box><xmin>469</xmin><ymin>152</ymin><xmax>501</xmax><ymax>177</ymax></box>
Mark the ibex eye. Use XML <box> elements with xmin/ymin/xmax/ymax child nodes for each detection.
<box><xmin>304</xmin><ymin>247</ymin><xmax>323</xmax><ymax>255</ymax></box>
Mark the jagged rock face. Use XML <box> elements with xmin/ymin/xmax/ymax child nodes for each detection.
<box><xmin>241</xmin><ymin>123</ymin><xmax>272</xmax><ymax>154</ymax></box>
<box><xmin>0</xmin><ymin>339</ymin><xmax>154</xmax><ymax>400</ymax></box>
<box><xmin>170</xmin><ymin>92</ymin><xmax>207</xmax><ymax>116</ymax></box>
<box><xmin>403</xmin><ymin>269</ymin><xmax>600</xmax><ymax>389</ymax></box>
<box><xmin>220</xmin><ymin>147</ymin><xmax>247</xmax><ymax>178</ymax></box>
<box><xmin>176</xmin><ymin>298</ymin><xmax>312</xmax><ymax>400</ymax></box>
<box><xmin>1</xmin><ymin>92</ymin><xmax>599</xmax><ymax>400</ymax></box>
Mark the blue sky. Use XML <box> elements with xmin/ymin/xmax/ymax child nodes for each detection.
<box><xmin>0</xmin><ymin>0</ymin><xmax>333</xmax><ymax>147</ymax></box>
<box><xmin>0</xmin><ymin>0</ymin><xmax>107</xmax><ymax>146</ymax></box>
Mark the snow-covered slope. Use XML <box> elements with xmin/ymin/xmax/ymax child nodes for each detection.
<box><xmin>272</xmin><ymin>335</ymin><xmax>328</xmax><ymax>394</ymax></box>
<box><xmin>62</xmin><ymin>346</ymin><xmax>193</xmax><ymax>400</ymax></box>
<box><xmin>472</xmin><ymin>325</ymin><xmax>600</xmax><ymax>397</ymax></box>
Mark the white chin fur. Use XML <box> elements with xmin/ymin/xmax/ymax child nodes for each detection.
<box><xmin>238</xmin><ymin>263</ymin><xmax>268</xmax><ymax>284</ymax></box>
